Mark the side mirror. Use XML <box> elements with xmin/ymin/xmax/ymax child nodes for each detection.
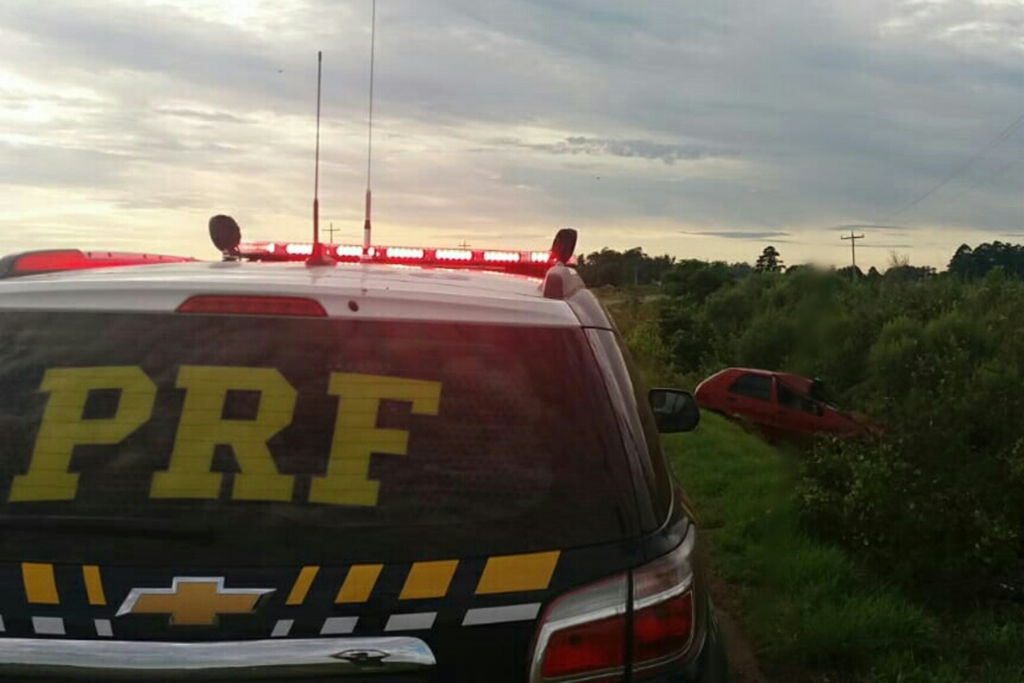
<box><xmin>649</xmin><ymin>388</ymin><xmax>700</xmax><ymax>433</ymax></box>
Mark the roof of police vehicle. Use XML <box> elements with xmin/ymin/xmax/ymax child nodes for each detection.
<box><xmin>0</xmin><ymin>260</ymin><xmax>586</xmax><ymax>327</ymax></box>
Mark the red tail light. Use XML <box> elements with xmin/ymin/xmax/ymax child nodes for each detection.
<box><xmin>530</xmin><ymin>531</ymin><xmax>698</xmax><ymax>682</ymax></box>
<box><xmin>631</xmin><ymin>533</ymin><xmax>697</xmax><ymax>674</ymax></box>
<box><xmin>532</xmin><ymin>575</ymin><xmax>628</xmax><ymax>682</ymax></box>
<box><xmin>633</xmin><ymin>594</ymin><xmax>694</xmax><ymax>665</ymax></box>
<box><xmin>542</xmin><ymin>614</ymin><xmax>626</xmax><ymax>680</ymax></box>
<box><xmin>176</xmin><ymin>295</ymin><xmax>327</xmax><ymax>317</ymax></box>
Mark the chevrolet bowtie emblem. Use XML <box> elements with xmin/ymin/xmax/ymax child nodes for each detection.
<box><xmin>116</xmin><ymin>577</ymin><xmax>275</xmax><ymax>627</ymax></box>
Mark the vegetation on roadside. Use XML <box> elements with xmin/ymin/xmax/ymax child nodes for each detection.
<box><xmin>595</xmin><ymin>241</ymin><xmax>1024</xmax><ymax>681</ymax></box>
<box><xmin>663</xmin><ymin>417</ymin><xmax>1024</xmax><ymax>683</ymax></box>
<box><xmin>601</xmin><ymin>252</ymin><xmax>1024</xmax><ymax>603</ymax></box>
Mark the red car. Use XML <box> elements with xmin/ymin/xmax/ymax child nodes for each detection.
<box><xmin>694</xmin><ymin>368</ymin><xmax>876</xmax><ymax>442</ymax></box>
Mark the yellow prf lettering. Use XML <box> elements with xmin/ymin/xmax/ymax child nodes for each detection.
<box><xmin>9</xmin><ymin>367</ymin><xmax>157</xmax><ymax>502</ymax></box>
<box><xmin>150</xmin><ymin>366</ymin><xmax>297</xmax><ymax>502</ymax></box>
<box><xmin>309</xmin><ymin>374</ymin><xmax>441</xmax><ymax>507</ymax></box>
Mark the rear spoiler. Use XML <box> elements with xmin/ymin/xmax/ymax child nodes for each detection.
<box><xmin>0</xmin><ymin>250</ymin><xmax>195</xmax><ymax>279</ymax></box>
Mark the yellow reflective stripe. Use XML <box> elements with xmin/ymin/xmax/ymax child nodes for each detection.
<box><xmin>399</xmin><ymin>560</ymin><xmax>458</xmax><ymax>600</ymax></box>
<box><xmin>310</xmin><ymin>375</ymin><xmax>442</xmax><ymax>507</ymax></box>
<box><xmin>475</xmin><ymin>551</ymin><xmax>561</xmax><ymax>595</ymax></box>
<box><xmin>286</xmin><ymin>566</ymin><xmax>320</xmax><ymax>606</ymax></box>
<box><xmin>9</xmin><ymin>367</ymin><xmax>157</xmax><ymax>502</ymax></box>
<box><xmin>150</xmin><ymin>366</ymin><xmax>297</xmax><ymax>502</ymax></box>
<box><xmin>335</xmin><ymin>564</ymin><xmax>383</xmax><ymax>604</ymax></box>
<box><xmin>22</xmin><ymin>563</ymin><xmax>59</xmax><ymax>604</ymax></box>
<box><xmin>83</xmin><ymin>565</ymin><xmax>107</xmax><ymax>606</ymax></box>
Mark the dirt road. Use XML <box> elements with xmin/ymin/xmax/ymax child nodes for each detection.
<box><xmin>708</xmin><ymin>568</ymin><xmax>766</xmax><ymax>683</ymax></box>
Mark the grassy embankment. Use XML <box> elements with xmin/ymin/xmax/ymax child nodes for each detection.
<box><xmin>665</xmin><ymin>414</ymin><xmax>1024</xmax><ymax>683</ymax></box>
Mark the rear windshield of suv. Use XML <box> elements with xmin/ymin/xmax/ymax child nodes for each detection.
<box><xmin>0</xmin><ymin>311</ymin><xmax>635</xmax><ymax>565</ymax></box>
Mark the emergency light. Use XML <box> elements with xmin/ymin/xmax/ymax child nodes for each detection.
<box><xmin>0</xmin><ymin>250</ymin><xmax>194</xmax><ymax>279</ymax></box>
<box><xmin>234</xmin><ymin>241</ymin><xmax>562</xmax><ymax>277</ymax></box>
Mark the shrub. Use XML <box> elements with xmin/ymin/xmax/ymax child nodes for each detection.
<box><xmin>735</xmin><ymin>312</ymin><xmax>798</xmax><ymax>371</ymax></box>
<box><xmin>800</xmin><ymin>432</ymin><xmax>1022</xmax><ymax>600</ymax></box>
<box><xmin>657</xmin><ymin>297</ymin><xmax>719</xmax><ymax>376</ymax></box>
<box><xmin>642</xmin><ymin>267</ymin><xmax>1024</xmax><ymax>603</ymax></box>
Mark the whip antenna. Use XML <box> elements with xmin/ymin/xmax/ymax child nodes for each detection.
<box><xmin>362</xmin><ymin>0</ymin><xmax>376</xmax><ymax>259</ymax></box>
<box><xmin>306</xmin><ymin>50</ymin><xmax>332</xmax><ymax>266</ymax></box>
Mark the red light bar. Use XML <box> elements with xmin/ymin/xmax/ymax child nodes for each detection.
<box><xmin>236</xmin><ymin>242</ymin><xmax>557</xmax><ymax>277</ymax></box>
<box><xmin>1</xmin><ymin>249</ymin><xmax>194</xmax><ymax>278</ymax></box>
<box><xmin>483</xmin><ymin>251</ymin><xmax>521</xmax><ymax>263</ymax></box>
<box><xmin>385</xmin><ymin>247</ymin><xmax>426</xmax><ymax>260</ymax></box>
<box><xmin>177</xmin><ymin>295</ymin><xmax>327</xmax><ymax>317</ymax></box>
<box><xmin>435</xmin><ymin>249</ymin><xmax>473</xmax><ymax>261</ymax></box>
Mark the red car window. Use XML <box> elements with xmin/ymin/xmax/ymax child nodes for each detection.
<box><xmin>728</xmin><ymin>373</ymin><xmax>772</xmax><ymax>402</ymax></box>
<box><xmin>777</xmin><ymin>382</ymin><xmax>822</xmax><ymax>416</ymax></box>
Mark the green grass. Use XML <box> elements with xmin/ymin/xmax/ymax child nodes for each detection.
<box><xmin>666</xmin><ymin>412</ymin><xmax>1024</xmax><ymax>683</ymax></box>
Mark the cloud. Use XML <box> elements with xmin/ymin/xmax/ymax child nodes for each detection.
<box><xmin>155</xmin><ymin>108</ymin><xmax>249</xmax><ymax>124</ymax></box>
<box><xmin>0</xmin><ymin>140</ymin><xmax>136</xmax><ymax>190</ymax></box>
<box><xmin>0</xmin><ymin>0</ymin><xmax>1020</xmax><ymax>269</ymax></box>
<box><xmin>830</xmin><ymin>224</ymin><xmax>911</xmax><ymax>232</ymax></box>
<box><xmin>682</xmin><ymin>230</ymin><xmax>792</xmax><ymax>241</ymax></box>
<box><xmin>497</xmin><ymin>136</ymin><xmax>725</xmax><ymax>164</ymax></box>
<box><xmin>857</xmin><ymin>243</ymin><xmax>915</xmax><ymax>250</ymax></box>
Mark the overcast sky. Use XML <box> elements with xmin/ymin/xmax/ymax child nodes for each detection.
<box><xmin>0</xmin><ymin>0</ymin><xmax>1021</xmax><ymax>270</ymax></box>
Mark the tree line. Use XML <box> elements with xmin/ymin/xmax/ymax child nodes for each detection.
<box><xmin>602</xmin><ymin>241</ymin><xmax>1024</xmax><ymax>607</ymax></box>
<box><xmin>577</xmin><ymin>240</ymin><xmax>1024</xmax><ymax>288</ymax></box>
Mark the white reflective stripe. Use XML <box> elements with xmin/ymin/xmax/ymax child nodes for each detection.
<box><xmin>94</xmin><ymin>620</ymin><xmax>113</xmax><ymax>638</ymax></box>
<box><xmin>271</xmin><ymin>620</ymin><xmax>294</xmax><ymax>638</ymax></box>
<box><xmin>320</xmin><ymin>617</ymin><xmax>358</xmax><ymax>635</ymax></box>
<box><xmin>385</xmin><ymin>613</ymin><xmax>436</xmax><ymax>632</ymax></box>
<box><xmin>463</xmin><ymin>603</ymin><xmax>541</xmax><ymax>626</ymax></box>
<box><xmin>0</xmin><ymin>615</ymin><xmax>5</xmax><ymax>632</ymax></box>
<box><xmin>32</xmin><ymin>617</ymin><xmax>65</xmax><ymax>636</ymax></box>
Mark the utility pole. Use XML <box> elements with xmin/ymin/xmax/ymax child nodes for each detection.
<box><xmin>325</xmin><ymin>222</ymin><xmax>337</xmax><ymax>244</ymax></box>
<box><xmin>459</xmin><ymin>241</ymin><xmax>471</xmax><ymax>249</ymax></box>
<box><xmin>841</xmin><ymin>230</ymin><xmax>865</xmax><ymax>275</ymax></box>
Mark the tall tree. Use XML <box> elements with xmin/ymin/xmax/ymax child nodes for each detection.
<box><xmin>754</xmin><ymin>246</ymin><xmax>783</xmax><ymax>273</ymax></box>
<box><xmin>947</xmin><ymin>242</ymin><xmax>1024</xmax><ymax>281</ymax></box>
<box><xmin>948</xmin><ymin>244</ymin><xmax>975</xmax><ymax>280</ymax></box>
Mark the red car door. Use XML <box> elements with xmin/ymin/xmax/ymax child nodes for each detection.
<box><xmin>774</xmin><ymin>380</ymin><xmax>827</xmax><ymax>439</ymax></box>
<box><xmin>722</xmin><ymin>372</ymin><xmax>779</xmax><ymax>437</ymax></box>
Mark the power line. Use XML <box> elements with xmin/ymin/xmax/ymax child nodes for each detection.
<box><xmin>940</xmin><ymin>119</ymin><xmax>1024</xmax><ymax>204</ymax></box>
<box><xmin>945</xmin><ymin>154</ymin><xmax>1024</xmax><ymax>204</ymax></box>
<box><xmin>884</xmin><ymin>112</ymin><xmax>1024</xmax><ymax>221</ymax></box>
